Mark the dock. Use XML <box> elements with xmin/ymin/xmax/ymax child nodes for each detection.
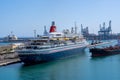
<box><xmin>0</xmin><ymin>44</ymin><xmax>21</xmax><ymax>66</ymax></box>
<box><xmin>0</xmin><ymin>58</ymin><xmax>20</xmax><ymax>66</ymax></box>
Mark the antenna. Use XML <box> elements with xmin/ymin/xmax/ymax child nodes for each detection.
<box><xmin>34</xmin><ymin>30</ymin><xmax>36</xmax><ymax>38</ymax></box>
<box><xmin>11</xmin><ymin>31</ymin><xmax>13</xmax><ymax>36</ymax></box>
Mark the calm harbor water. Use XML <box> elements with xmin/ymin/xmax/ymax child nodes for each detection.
<box><xmin>0</xmin><ymin>40</ymin><xmax>120</xmax><ymax>80</ymax></box>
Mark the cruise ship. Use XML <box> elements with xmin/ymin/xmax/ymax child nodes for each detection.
<box><xmin>16</xmin><ymin>21</ymin><xmax>89</xmax><ymax>64</ymax></box>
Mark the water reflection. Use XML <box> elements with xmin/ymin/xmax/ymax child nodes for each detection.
<box><xmin>18</xmin><ymin>52</ymin><xmax>87</xmax><ymax>80</ymax></box>
<box><xmin>89</xmin><ymin>54</ymin><xmax>120</xmax><ymax>80</ymax></box>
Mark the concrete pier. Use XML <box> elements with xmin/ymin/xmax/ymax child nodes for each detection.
<box><xmin>0</xmin><ymin>58</ymin><xmax>20</xmax><ymax>66</ymax></box>
<box><xmin>0</xmin><ymin>44</ymin><xmax>20</xmax><ymax>66</ymax></box>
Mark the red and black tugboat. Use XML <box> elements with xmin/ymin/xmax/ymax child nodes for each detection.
<box><xmin>90</xmin><ymin>39</ymin><xmax>120</xmax><ymax>57</ymax></box>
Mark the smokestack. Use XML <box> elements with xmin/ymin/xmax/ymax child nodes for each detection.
<box><xmin>49</xmin><ymin>21</ymin><xmax>56</xmax><ymax>33</ymax></box>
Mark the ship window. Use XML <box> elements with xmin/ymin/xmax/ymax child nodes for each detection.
<box><xmin>56</xmin><ymin>34</ymin><xmax>61</xmax><ymax>36</ymax></box>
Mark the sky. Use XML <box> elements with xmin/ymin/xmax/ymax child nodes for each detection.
<box><xmin>0</xmin><ymin>0</ymin><xmax>120</xmax><ymax>37</ymax></box>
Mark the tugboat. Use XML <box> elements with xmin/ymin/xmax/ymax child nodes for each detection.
<box><xmin>16</xmin><ymin>21</ymin><xmax>89</xmax><ymax>64</ymax></box>
<box><xmin>90</xmin><ymin>39</ymin><xmax>120</xmax><ymax>57</ymax></box>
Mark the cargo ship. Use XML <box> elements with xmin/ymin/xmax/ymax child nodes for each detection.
<box><xmin>90</xmin><ymin>39</ymin><xmax>120</xmax><ymax>57</ymax></box>
<box><xmin>1</xmin><ymin>33</ymin><xmax>30</xmax><ymax>43</ymax></box>
<box><xmin>16</xmin><ymin>21</ymin><xmax>89</xmax><ymax>64</ymax></box>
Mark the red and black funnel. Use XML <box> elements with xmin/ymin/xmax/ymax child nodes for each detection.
<box><xmin>49</xmin><ymin>21</ymin><xmax>56</xmax><ymax>33</ymax></box>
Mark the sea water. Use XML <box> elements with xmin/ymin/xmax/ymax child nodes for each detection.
<box><xmin>0</xmin><ymin>40</ymin><xmax>120</xmax><ymax>80</ymax></box>
<box><xmin>0</xmin><ymin>42</ymin><xmax>13</xmax><ymax>46</ymax></box>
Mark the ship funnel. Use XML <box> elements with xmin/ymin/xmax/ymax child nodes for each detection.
<box><xmin>49</xmin><ymin>21</ymin><xmax>56</xmax><ymax>33</ymax></box>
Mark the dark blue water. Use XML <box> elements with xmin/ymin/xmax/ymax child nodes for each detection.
<box><xmin>0</xmin><ymin>40</ymin><xmax>120</xmax><ymax>80</ymax></box>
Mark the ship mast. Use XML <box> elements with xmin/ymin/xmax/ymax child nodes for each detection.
<box><xmin>74</xmin><ymin>22</ymin><xmax>77</xmax><ymax>34</ymax></box>
<box><xmin>34</xmin><ymin>30</ymin><xmax>36</xmax><ymax>38</ymax></box>
<box><xmin>43</xmin><ymin>26</ymin><xmax>48</xmax><ymax>36</ymax></box>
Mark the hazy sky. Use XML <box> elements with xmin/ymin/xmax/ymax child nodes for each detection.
<box><xmin>0</xmin><ymin>0</ymin><xmax>120</xmax><ymax>37</ymax></box>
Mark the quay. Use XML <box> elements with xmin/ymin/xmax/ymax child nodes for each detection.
<box><xmin>0</xmin><ymin>58</ymin><xmax>20</xmax><ymax>66</ymax></box>
<box><xmin>0</xmin><ymin>44</ymin><xmax>21</xmax><ymax>66</ymax></box>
